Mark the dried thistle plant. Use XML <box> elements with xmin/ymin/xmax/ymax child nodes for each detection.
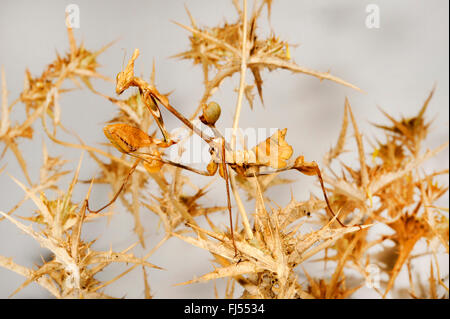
<box><xmin>0</xmin><ymin>0</ymin><xmax>447</xmax><ymax>299</ymax></box>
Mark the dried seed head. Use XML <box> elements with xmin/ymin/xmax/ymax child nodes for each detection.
<box><xmin>142</xmin><ymin>150</ymin><xmax>164</xmax><ymax>173</ymax></box>
<box><xmin>200</xmin><ymin>101</ymin><xmax>221</xmax><ymax>126</ymax></box>
<box><xmin>103</xmin><ymin>123</ymin><xmax>153</xmax><ymax>154</ymax></box>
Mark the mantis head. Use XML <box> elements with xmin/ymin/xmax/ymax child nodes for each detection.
<box><xmin>116</xmin><ymin>48</ymin><xmax>140</xmax><ymax>95</ymax></box>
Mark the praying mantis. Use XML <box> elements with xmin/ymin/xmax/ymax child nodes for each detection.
<box><xmin>87</xmin><ymin>49</ymin><xmax>346</xmax><ymax>256</ymax></box>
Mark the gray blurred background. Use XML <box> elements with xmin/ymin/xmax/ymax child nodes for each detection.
<box><xmin>0</xmin><ymin>0</ymin><xmax>448</xmax><ymax>298</ymax></box>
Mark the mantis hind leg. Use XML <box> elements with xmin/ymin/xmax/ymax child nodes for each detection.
<box><xmin>86</xmin><ymin>158</ymin><xmax>141</xmax><ymax>214</ymax></box>
<box><xmin>313</xmin><ymin>165</ymin><xmax>346</xmax><ymax>227</ymax></box>
<box><xmin>221</xmin><ymin>138</ymin><xmax>238</xmax><ymax>257</ymax></box>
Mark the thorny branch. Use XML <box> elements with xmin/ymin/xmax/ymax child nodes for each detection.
<box><xmin>0</xmin><ymin>0</ymin><xmax>447</xmax><ymax>299</ymax></box>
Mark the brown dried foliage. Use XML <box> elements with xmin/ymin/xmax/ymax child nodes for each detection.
<box><xmin>0</xmin><ymin>1</ymin><xmax>447</xmax><ymax>299</ymax></box>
